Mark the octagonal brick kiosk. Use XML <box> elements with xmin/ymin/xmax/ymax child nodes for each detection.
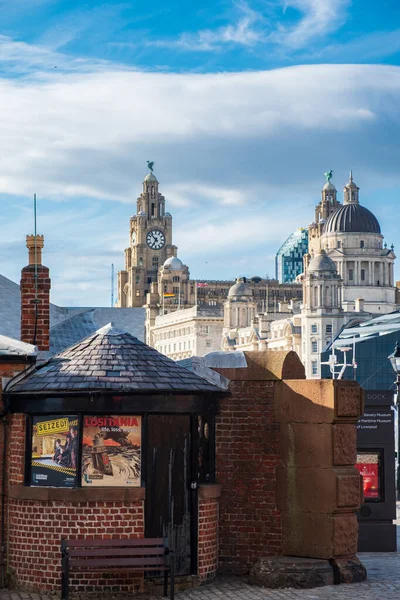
<box><xmin>4</xmin><ymin>324</ymin><xmax>225</xmax><ymax>594</ymax></box>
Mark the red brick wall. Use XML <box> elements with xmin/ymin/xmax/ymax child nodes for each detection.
<box><xmin>7</xmin><ymin>499</ymin><xmax>144</xmax><ymax>593</ymax></box>
<box><xmin>216</xmin><ymin>380</ymin><xmax>282</xmax><ymax>574</ymax></box>
<box><xmin>20</xmin><ymin>264</ymin><xmax>50</xmax><ymax>351</ymax></box>
<box><xmin>198</xmin><ymin>497</ymin><xmax>218</xmax><ymax>581</ymax></box>
<box><xmin>5</xmin><ymin>415</ymin><xmax>146</xmax><ymax>593</ymax></box>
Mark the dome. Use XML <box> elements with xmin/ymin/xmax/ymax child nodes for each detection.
<box><xmin>164</xmin><ymin>256</ymin><xmax>183</xmax><ymax>270</ymax></box>
<box><xmin>165</xmin><ymin>212</ymin><xmax>172</xmax><ymax>217</ymax></box>
<box><xmin>323</xmin><ymin>181</ymin><xmax>336</xmax><ymax>191</ymax></box>
<box><xmin>144</xmin><ymin>172</ymin><xmax>158</xmax><ymax>182</ymax></box>
<box><xmin>324</xmin><ymin>203</ymin><xmax>380</xmax><ymax>234</ymax></box>
<box><xmin>228</xmin><ymin>277</ymin><xmax>252</xmax><ymax>299</ymax></box>
<box><xmin>308</xmin><ymin>250</ymin><xmax>337</xmax><ymax>273</ymax></box>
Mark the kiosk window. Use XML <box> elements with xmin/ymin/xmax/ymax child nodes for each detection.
<box><xmin>355</xmin><ymin>451</ymin><xmax>383</xmax><ymax>502</ymax></box>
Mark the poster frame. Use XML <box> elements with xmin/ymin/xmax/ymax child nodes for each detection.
<box><xmin>356</xmin><ymin>448</ymin><xmax>384</xmax><ymax>503</ymax></box>
<box><xmin>81</xmin><ymin>414</ymin><xmax>142</xmax><ymax>488</ymax></box>
<box><xmin>27</xmin><ymin>414</ymin><xmax>81</xmax><ymax>488</ymax></box>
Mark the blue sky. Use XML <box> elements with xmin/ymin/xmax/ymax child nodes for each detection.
<box><xmin>0</xmin><ymin>0</ymin><xmax>400</xmax><ymax>305</ymax></box>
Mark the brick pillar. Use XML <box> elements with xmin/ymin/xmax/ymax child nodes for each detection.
<box><xmin>20</xmin><ymin>235</ymin><xmax>50</xmax><ymax>351</ymax></box>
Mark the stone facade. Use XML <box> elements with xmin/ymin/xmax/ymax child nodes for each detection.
<box><xmin>149</xmin><ymin>305</ymin><xmax>224</xmax><ymax>360</ymax></box>
<box><xmin>118</xmin><ymin>168</ymin><xmax>303</xmax><ymax>352</ymax></box>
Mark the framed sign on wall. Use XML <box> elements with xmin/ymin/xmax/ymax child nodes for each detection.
<box><xmin>30</xmin><ymin>415</ymin><xmax>79</xmax><ymax>487</ymax></box>
<box><xmin>81</xmin><ymin>415</ymin><xmax>141</xmax><ymax>487</ymax></box>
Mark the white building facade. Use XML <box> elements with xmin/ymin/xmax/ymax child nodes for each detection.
<box><xmin>219</xmin><ymin>173</ymin><xmax>398</xmax><ymax>378</ymax></box>
<box><xmin>150</xmin><ymin>305</ymin><xmax>224</xmax><ymax>361</ymax></box>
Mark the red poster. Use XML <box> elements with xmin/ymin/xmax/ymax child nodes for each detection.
<box><xmin>355</xmin><ymin>453</ymin><xmax>380</xmax><ymax>500</ymax></box>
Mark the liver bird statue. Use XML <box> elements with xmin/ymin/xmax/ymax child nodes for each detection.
<box><xmin>147</xmin><ymin>160</ymin><xmax>155</xmax><ymax>172</ymax></box>
<box><xmin>324</xmin><ymin>169</ymin><xmax>333</xmax><ymax>182</ymax></box>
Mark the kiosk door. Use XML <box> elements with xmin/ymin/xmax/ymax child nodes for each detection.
<box><xmin>145</xmin><ymin>415</ymin><xmax>194</xmax><ymax>575</ymax></box>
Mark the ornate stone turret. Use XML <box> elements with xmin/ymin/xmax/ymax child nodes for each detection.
<box><xmin>224</xmin><ymin>277</ymin><xmax>257</xmax><ymax>329</ymax></box>
<box><xmin>309</xmin><ymin>172</ymin><xmax>341</xmax><ymax>258</ymax></box>
<box><xmin>343</xmin><ymin>171</ymin><xmax>359</xmax><ymax>205</ymax></box>
<box><xmin>303</xmin><ymin>250</ymin><xmax>342</xmax><ymax>312</ymax></box>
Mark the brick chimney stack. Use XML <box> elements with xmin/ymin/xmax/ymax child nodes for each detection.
<box><xmin>20</xmin><ymin>235</ymin><xmax>51</xmax><ymax>351</ymax></box>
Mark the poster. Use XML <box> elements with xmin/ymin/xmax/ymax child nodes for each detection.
<box><xmin>31</xmin><ymin>415</ymin><xmax>79</xmax><ymax>487</ymax></box>
<box><xmin>355</xmin><ymin>452</ymin><xmax>381</xmax><ymax>500</ymax></box>
<box><xmin>82</xmin><ymin>415</ymin><xmax>141</xmax><ymax>487</ymax></box>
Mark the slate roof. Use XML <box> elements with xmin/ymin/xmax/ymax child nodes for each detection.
<box><xmin>50</xmin><ymin>307</ymin><xmax>145</xmax><ymax>354</ymax></box>
<box><xmin>7</xmin><ymin>323</ymin><xmax>223</xmax><ymax>395</ymax></box>
<box><xmin>0</xmin><ymin>274</ymin><xmax>82</xmax><ymax>340</ymax></box>
<box><xmin>0</xmin><ymin>334</ymin><xmax>37</xmax><ymax>357</ymax></box>
<box><xmin>0</xmin><ymin>273</ymin><xmax>145</xmax><ymax>355</ymax></box>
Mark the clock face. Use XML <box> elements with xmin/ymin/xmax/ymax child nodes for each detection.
<box><xmin>146</xmin><ymin>229</ymin><xmax>165</xmax><ymax>250</ymax></box>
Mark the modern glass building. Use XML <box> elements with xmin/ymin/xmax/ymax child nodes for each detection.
<box><xmin>275</xmin><ymin>228</ymin><xmax>309</xmax><ymax>283</ymax></box>
<box><xmin>321</xmin><ymin>312</ymin><xmax>400</xmax><ymax>390</ymax></box>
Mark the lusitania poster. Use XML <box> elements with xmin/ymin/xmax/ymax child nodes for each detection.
<box><xmin>82</xmin><ymin>415</ymin><xmax>141</xmax><ymax>487</ymax></box>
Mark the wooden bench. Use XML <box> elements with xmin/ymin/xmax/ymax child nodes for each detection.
<box><xmin>61</xmin><ymin>538</ymin><xmax>175</xmax><ymax>600</ymax></box>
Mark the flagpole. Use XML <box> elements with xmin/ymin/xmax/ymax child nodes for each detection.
<box><xmin>195</xmin><ymin>280</ymin><xmax>197</xmax><ymax>307</ymax></box>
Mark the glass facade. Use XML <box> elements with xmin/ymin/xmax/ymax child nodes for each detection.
<box><xmin>321</xmin><ymin>312</ymin><xmax>400</xmax><ymax>390</ymax></box>
<box><xmin>275</xmin><ymin>228</ymin><xmax>309</xmax><ymax>283</ymax></box>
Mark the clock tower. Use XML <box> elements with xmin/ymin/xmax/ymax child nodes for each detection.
<box><xmin>117</xmin><ymin>165</ymin><xmax>177</xmax><ymax>307</ymax></box>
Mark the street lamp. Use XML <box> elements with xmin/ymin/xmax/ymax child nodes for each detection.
<box><xmin>388</xmin><ymin>341</ymin><xmax>400</xmax><ymax>499</ymax></box>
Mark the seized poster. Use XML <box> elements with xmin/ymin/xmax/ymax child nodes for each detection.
<box><xmin>355</xmin><ymin>452</ymin><xmax>381</xmax><ymax>500</ymax></box>
<box><xmin>82</xmin><ymin>415</ymin><xmax>141</xmax><ymax>487</ymax></box>
<box><xmin>31</xmin><ymin>415</ymin><xmax>79</xmax><ymax>487</ymax></box>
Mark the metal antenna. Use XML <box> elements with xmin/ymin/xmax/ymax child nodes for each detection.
<box><xmin>111</xmin><ymin>264</ymin><xmax>115</xmax><ymax>307</ymax></box>
<box><xmin>33</xmin><ymin>193</ymin><xmax>39</xmax><ymax>345</ymax></box>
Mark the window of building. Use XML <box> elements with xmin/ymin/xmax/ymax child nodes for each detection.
<box><xmin>173</xmin><ymin>276</ymin><xmax>180</xmax><ymax>282</ymax></box>
<box><xmin>173</xmin><ymin>298</ymin><xmax>179</xmax><ymax>304</ymax></box>
<box><xmin>311</xmin><ymin>340</ymin><xmax>318</xmax><ymax>353</ymax></box>
<box><xmin>173</xmin><ymin>287</ymin><xmax>179</xmax><ymax>294</ymax></box>
<box><xmin>311</xmin><ymin>361</ymin><xmax>318</xmax><ymax>375</ymax></box>
<box><xmin>139</xmin><ymin>257</ymin><xmax>143</xmax><ymax>266</ymax></box>
<box><xmin>136</xmin><ymin>276</ymin><xmax>140</xmax><ymax>284</ymax></box>
<box><xmin>151</xmin><ymin>203</ymin><xmax>155</xmax><ymax>216</ymax></box>
<box><xmin>326</xmin><ymin>324</ymin><xmax>332</xmax><ymax>333</ymax></box>
<box><xmin>360</xmin><ymin>240</ymin><xmax>365</xmax><ymax>249</ymax></box>
<box><xmin>361</xmin><ymin>269</ymin><xmax>365</xmax><ymax>281</ymax></box>
<box><xmin>206</xmin><ymin>340</ymin><xmax>211</xmax><ymax>348</ymax></box>
<box><xmin>349</xmin><ymin>269</ymin><xmax>354</xmax><ymax>281</ymax></box>
<box><xmin>337</xmin><ymin>241</ymin><xmax>341</xmax><ymax>249</ymax></box>
<box><xmin>311</xmin><ymin>324</ymin><xmax>318</xmax><ymax>334</ymax></box>
<box><xmin>173</xmin><ymin>344</ymin><xmax>176</xmax><ymax>352</ymax></box>
<box><xmin>152</xmin><ymin>256</ymin><xmax>159</xmax><ymax>268</ymax></box>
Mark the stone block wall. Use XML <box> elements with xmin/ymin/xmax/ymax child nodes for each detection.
<box><xmin>275</xmin><ymin>379</ymin><xmax>364</xmax><ymax>560</ymax></box>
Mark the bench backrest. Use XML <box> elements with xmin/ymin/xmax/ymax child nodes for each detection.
<box><xmin>62</xmin><ymin>538</ymin><xmax>168</xmax><ymax>569</ymax></box>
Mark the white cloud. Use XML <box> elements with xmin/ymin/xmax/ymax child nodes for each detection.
<box><xmin>146</xmin><ymin>0</ymin><xmax>351</xmax><ymax>53</ymax></box>
<box><xmin>149</xmin><ymin>1</ymin><xmax>264</xmax><ymax>52</ymax></box>
<box><xmin>0</xmin><ymin>58</ymin><xmax>400</xmax><ymax>304</ymax></box>
<box><xmin>273</xmin><ymin>0</ymin><xmax>350</xmax><ymax>48</ymax></box>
